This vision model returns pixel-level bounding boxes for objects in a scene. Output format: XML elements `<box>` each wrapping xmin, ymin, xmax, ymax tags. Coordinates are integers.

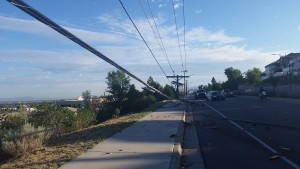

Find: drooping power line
<box><xmin>7</xmin><ymin>0</ymin><xmax>169</xmax><ymax>99</ymax></box>
<box><xmin>183</xmin><ymin>0</ymin><xmax>187</xmax><ymax>72</ymax></box>
<box><xmin>145</xmin><ymin>0</ymin><xmax>175</xmax><ymax>76</ymax></box>
<box><xmin>118</xmin><ymin>0</ymin><xmax>170</xmax><ymax>83</ymax></box>
<box><xmin>138</xmin><ymin>0</ymin><xmax>175</xmax><ymax>76</ymax></box>
<box><xmin>171</xmin><ymin>0</ymin><xmax>184</xmax><ymax>70</ymax></box>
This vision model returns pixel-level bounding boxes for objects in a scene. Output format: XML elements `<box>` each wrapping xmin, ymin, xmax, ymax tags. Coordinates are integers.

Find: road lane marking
<box><xmin>204</xmin><ymin>102</ymin><xmax>300</xmax><ymax>169</ymax></box>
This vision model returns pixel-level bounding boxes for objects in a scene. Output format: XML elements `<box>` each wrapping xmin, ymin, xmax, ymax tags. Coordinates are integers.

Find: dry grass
<box><xmin>0</xmin><ymin>102</ymin><xmax>167</xmax><ymax>169</ymax></box>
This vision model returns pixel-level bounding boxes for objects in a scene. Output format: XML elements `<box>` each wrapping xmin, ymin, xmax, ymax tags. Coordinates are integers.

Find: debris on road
<box><xmin>269</xmin><ymin>154</ymin><xmax>281</xmax><ymax>160</ymax></box>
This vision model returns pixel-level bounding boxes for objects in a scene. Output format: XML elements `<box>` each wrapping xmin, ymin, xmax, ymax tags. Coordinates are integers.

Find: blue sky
<box><xmin>1</xmin><ymin>0</ymin><xmax>300</xmax><ymax>99</ymax></box>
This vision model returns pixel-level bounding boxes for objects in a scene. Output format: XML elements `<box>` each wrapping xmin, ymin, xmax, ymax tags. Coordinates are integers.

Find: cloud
<box><xmin>0</xmin><ymin>14</ymin><xmax>271</xmax><ymax>99</ymax></box>
<box><xmin>0</xmin><ymin>16</ymin><xmax>123</xmax><ymax>44</ymax></box>
<box><xmin>174</xmin><ymin>3</ymin><xmax>183</xmax><ymax>9</ymax></box>
<box><xmin>185</xmin><ymin>27</ymin><xmax>243</xmax><ymax>44</ymax></box>
<box><xmin>0</xmin><ymin>49</ymin><xmax>105</xmax><ymax>73</ymax></box>
<box><xmin>195</xmin><ymin>9</ymin><xmax>202</xmax><ymax>14</ymax></box>
<box><xmin>158</xmin><ymin>3</ymin><xmax>167</xmax><ymax>8</ymax></box>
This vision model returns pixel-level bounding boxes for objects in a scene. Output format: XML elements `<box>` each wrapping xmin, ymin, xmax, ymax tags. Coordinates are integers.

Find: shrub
<box><xmin>1</xmin><ymin>123</ymin><xmax>48</xmax><ymax>157</ymax></box>
<box><xmin>96</xmin><ymin>101</ymin><xmax>120</xmax><ymax>122</ymax></box>
<box><xmin>131</xmin><ymin>95</ymin><xmax>157</xmax><ymax>112</ymax></box>
<box><xmin>112</xmin><ymin>108</ymin><xmax>121</xmax><ymax>118</ymax></box>
<box><xmin>75</xmin><ymin>109</ymin><xmax>96</xmax><ymax>130</ymax></box>
<box><xmin>29</xmin><ymin>105</ymin><xmax>77</xmax><ymax>137</ymax></box>
<box><xmin>1</xmin><ymin>114</ymin><xmax>26</xmax><ymax>133</ymax></box>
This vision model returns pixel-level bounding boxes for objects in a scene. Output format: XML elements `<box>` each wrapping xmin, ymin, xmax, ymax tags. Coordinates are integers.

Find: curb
<box><xmin>168</xmin><ymin>102</ymin><xmax>186</xmax><ymax>169</ymax></box>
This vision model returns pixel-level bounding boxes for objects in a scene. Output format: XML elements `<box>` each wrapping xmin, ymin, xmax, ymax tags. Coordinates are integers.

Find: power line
<box><xmin>118</xmin><ymin>0</ymin><xmax>170</xmax><ymax>83</ymax></box>
<box><xmin>146</xmin><ymin>0</ymin><xmax>175</xmax><ymax>76</ymax></box>
<box><xmin>139</xmin><ymin>0</ymin><xmax>175</xmax><ymax>76</ymax></box>
<box><xmin>183</xmin><ymin>0</ymin><xmax>187</xmax><ymax>72</ymax></box>
<box><xmin>7</xmin><ymin>0</ymin><xmax>170</xmax><ymax>99</ymax></box>
<box><xmin>171</xmin><ymin>0</ymin><xmax>184</xmax><ymax>70</ymax></box>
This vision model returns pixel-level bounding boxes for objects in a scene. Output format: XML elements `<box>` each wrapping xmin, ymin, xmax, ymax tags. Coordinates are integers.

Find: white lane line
<box><xmin>204</xmin><ymin>102</ymin><xmax>300</xmax><ymax>169</ymax></box>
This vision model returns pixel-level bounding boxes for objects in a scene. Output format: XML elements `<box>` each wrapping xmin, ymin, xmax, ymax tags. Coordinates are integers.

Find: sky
<box><xmin>0</xmin><ymin>0</ymin><xmax>300</xmax><ymax>100</ymax></box>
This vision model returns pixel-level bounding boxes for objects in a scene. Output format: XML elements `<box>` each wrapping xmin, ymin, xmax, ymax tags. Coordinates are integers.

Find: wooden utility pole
<box><xmin>166</xmin><ymin>75</ymin><xmax>189</xmax><ymax>99</ymax></box>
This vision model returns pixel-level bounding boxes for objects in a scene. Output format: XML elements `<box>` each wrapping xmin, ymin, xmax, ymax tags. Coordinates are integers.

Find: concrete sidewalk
<box><xmin>59</xmin><ymin>102</ymin><xmax>185</xmax><ymax>169</ymax></box>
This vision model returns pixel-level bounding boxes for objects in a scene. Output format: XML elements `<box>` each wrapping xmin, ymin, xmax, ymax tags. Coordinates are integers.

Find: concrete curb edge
<box><xmin>168</xmin><ymin>102</ymin><xmax>186</xmax><ymax>169</ymax></box>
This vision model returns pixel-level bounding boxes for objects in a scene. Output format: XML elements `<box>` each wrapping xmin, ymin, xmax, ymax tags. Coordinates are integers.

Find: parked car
<box><xmin>221</xmin><ymin>89</ymin><xmax>234</xmax><ymax>97</ymax></box>
<box><xmin>195</xmin><ymin>90</ymin><xmax>207</xmax><ymax>100</ymax></box>
<box><xmin>206</xmin><ymin>91</ymin><xmax>225</xmax><ymax>101</ymax></box>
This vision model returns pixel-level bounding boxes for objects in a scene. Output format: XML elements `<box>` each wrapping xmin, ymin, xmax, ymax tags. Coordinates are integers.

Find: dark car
<box><xmin>195</xmin><ymin>90</ymin><xmax>207</xmax><ymax>100</ymax></box>
<box><xmin>206</xmin><ymin>91</ymin><xmax>225</xmax><ymax>101</ymax></box>
<box><xmin>221</xmin><ymin>89</ymin><xmax>233</xmax><ymax>97</ymax></box>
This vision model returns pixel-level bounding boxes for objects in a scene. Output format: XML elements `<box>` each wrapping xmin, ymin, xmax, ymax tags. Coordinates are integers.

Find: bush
<box><xmin>75</xmin><ymin>109</ymin><xmax>96</xmax><ymax>130</ymax></box>
<box><xmin>131</xmin><ymin>95</ymin><xmax>157</xmax><ymax>112</ymax></box>
<box><xmin>112</xmin><ymin>108</ymin><xmax>121</xmax><ymax>118</ymax></box>
<box><xmin>1</xmin><ymin>123</ymin><xmax>48</xmax><ymax>157</ymax></box>
<box><xmin>0</xmin><ymin>114</ymin><xmax>49</xmax><ymax>157</ymax></box>
<box><xmin>28</xmin><ymin>105</ymin><xmax>77</xmax><ymax>137</ymax></box>
<box><xmin>96</xmin><ymin>101</ymin><xmax>123</xmax><ymax>122</ymax></box>
<box><xmin>1</xmin><ymin>114</ymin><xmax>26</xmax><ymax>133</ymax></box>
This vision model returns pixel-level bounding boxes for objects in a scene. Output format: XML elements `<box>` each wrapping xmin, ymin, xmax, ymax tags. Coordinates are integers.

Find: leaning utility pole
<box><xmin>166</xmin><ymin>75</ymin><xmax>189</xmax><ymax>99</ymax></box>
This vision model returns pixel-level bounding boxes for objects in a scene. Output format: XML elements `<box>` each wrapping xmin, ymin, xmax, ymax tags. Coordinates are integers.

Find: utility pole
<box><xmin>182</xmin><ymin>70</ymin><xmax>188</xmax><ymax>94</ymax></box>
<box><xmin>166</xmin><ymin>75</ymin><xmax>189</xmax><ymax>99</ymax></box>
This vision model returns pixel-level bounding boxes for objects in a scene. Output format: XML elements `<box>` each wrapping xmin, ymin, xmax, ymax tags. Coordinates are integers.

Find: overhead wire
<box><xmin>171</xmin><ymin>0</ymin><xmax>184</xmax><ymax>70</ymax></box>
<box><xmin>7</xmin><ymin>0</ymin><xmax>170</xmax><ymax>99</ymax></box>
<box><xmin>145</xmin><ymin>0</ymin><xmax>175</xmax><ymax>76</ymax></box>
<box><xmin>183</xmin><ymin>0</ymin><xmax>187</xmax><ymax>72</ymax></box>
<box><xmin>118</xmin><ymin>0</ymin><xmax>170</xmax><ymax>83</ymax></box>
<box><xmin>138</xmin><ymin>0</ymin><xmax>175</xmax><ymax>77</ymax></box>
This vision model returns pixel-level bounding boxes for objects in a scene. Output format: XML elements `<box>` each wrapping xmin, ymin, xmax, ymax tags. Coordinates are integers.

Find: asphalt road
<box><xmin>189</xmin><ymin>95</ymin><xmax>300</xmax><ymax>169</ymax></box>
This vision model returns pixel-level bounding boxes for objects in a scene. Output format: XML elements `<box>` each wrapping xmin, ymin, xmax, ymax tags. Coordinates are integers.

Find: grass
<box><xmin>0</xmin><ymin>101</ymin><xmax>168</xmax><ymax>169</ymax></box>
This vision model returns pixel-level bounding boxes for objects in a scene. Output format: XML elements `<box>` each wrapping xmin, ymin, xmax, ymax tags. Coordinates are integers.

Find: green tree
<box><xmin>146</xmin><ymin>76</ymin><xmax>164</xmax><ymax>101</ymax></box>
<box><xmin>82</xmin><ymin>89</ymin><xmax>92</xmax><ymax>108</ymax></box>
<box><xmin>1</xmin><ymin>114</ymin><xmax>26</xmax><ymax>133</ymax></box>
<box><xmin>28</xmin><ymin>103</ymin><xmax>76</xmax><ymax>137</ymax></box>
<box><xmin>106</xmin><ymin>70</ymin><xmax>130</xmax><ymax>105</ymax></box>
<box><xmin>211</xmin><ymin>77</ymin><xmax>222</xmax><ymax>91</ymax></box>
<box><xmin>127</xmin><ymin>84</ymin><xmax>141</xmax><ymax>102</ymax></box>
<box><xmin>163</xmin><ymin>84</ymin><xmax>176</xmax><ymax>98</ymax></box>
<box><xmin>223</xmin><ymin>67</ymin><xmax>243</xmax><ymax>89</ymax></box>
<box><xmin>123</xmin><ymin>84</ymin><xmax>142</xmax><ymax>113</ymax></box>
<box><xmin>245</xmin><ymin>68</ymin><xmax>262</xmax><ymax>86</ymax></box>
<box><xmin>147</xmin><ymin>76</ymin><xmax>163</xmax><ymax>91</ymax></box>
<box><xmin>224</xmin><ymin>67</ymin><xmax>242</xmax><ymax>81</ymax></box>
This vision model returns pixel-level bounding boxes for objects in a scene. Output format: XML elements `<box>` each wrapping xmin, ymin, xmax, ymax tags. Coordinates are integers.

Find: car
<box><xmin>221</xmin><ymin>89</ymin><xmax>234</xmax><ymax>97</ymax></box>
<box><xmin>206</xmin><ymin>91</ymin><xmax>225</xmax><ymax>101</ymax></box>
<box><xmin>195</xmin><ymin>90</ymin><xmax>207</xmax><ymax>100</ymax></box>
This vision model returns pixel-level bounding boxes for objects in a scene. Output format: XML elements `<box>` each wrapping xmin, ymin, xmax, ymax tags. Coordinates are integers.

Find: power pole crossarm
<box><xmin>166</xmin><ymin>75</ymin><xmax>189</xmax><ymax>99</ymax></box>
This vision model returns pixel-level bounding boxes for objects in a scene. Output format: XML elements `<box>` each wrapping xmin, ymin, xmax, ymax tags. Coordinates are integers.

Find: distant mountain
<box><xmin>0</xmin><ymin>96</ymin><xmax>46</xmax><ymax>102</ymax></box>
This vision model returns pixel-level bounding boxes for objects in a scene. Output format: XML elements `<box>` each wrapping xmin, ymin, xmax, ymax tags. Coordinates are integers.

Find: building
<box><xmin>287</xmin><ymin>53</ymin><xmax>300</xmax><ymax>75</ymax></box>
<box><xmin>262</xmin><ymin>53</ymin><xmax>300</xmax><ymax>79</ymax></box>
<box><xmin>55</xmin><ymin>96</ymin><xmax>86</xmax><ymax>108</ymax></box>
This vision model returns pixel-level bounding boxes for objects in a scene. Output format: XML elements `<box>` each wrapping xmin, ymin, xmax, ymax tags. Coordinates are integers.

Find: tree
<box><xmin>211</xmin><ymin>77</ymin><xmax>222</xmax><ymax>91</ymax></box>
<box><xmin>211</xmin><ymin>77</ymin><xmax>217</xmax><ymax>85</ymax></box>
<box><xmin>163</xmin><ymin>84</ymin><xmax>176</xmax><ymax>98</ymax></box>
<box><xmin>147</xmin><ymin>76</ymin><xmax>163</xmax><ymax>91</ymax></box>
<box><xmin>224</xmin><ymin>67</ymin><xmax>242</xmax><ymax>81</ymax></box>
<box><xmin>245</xmin><ymin>68</ymin><xmax>262</xmax><ymax>86</ymax></box>
<box><xmin>223</xmin><ymin>67</ymin><xmax>243</xmax><ymax>89</ymax></box>
<box><xmin>126</xmin><ymin>84</ymin><xmax>141</xmax><ymax>102</ymax></box>
<box><xmin>29</xmin><ymin>104</ymin><xmax>76</xmax><ymax>137</ymax></box>
<box><xmin>106</xmin><ymin>70</ymin><xmax>130</xmax><ymax>104</ymax></box>
<box><xmin>145</xmin><ymin>76</ymin><xmax>164</xmax><ymax>101</ymax></box>
<box><xmin>82</xmin><ymin>90</ymin><xmax>92</xmax><ymax>108</ymax></box>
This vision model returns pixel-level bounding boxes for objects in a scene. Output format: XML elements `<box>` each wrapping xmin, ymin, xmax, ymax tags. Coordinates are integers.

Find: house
<box><xmin>287</xmin><ymin>53</ymin><xmax>300</xmax><ymax>75</ymax></box>
<box><xmin>263</xmin><ymin>53</ymin><xmax>300</xmax><ymax>79</ymax></box>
